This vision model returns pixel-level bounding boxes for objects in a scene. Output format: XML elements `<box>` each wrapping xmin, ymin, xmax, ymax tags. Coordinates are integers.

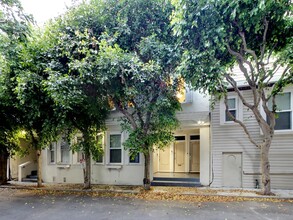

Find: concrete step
<box><xmin>151</xmin><ymin>180</ymin><xmax>202</xmax><ymax>187</ymax></box>
<box><xmin>22</xmin><ymin>177</ymin><xmax>37</xmax><ymax>183</ymax></box>
<box><xmin>151</xmin><ymin>177</ymin><xmax>201</xmax><ymax>187</ymax></box>
<box><xmin>153</xmin><ymin>177</ymin><xmax>200</xmax><ymax>182</ymax></box>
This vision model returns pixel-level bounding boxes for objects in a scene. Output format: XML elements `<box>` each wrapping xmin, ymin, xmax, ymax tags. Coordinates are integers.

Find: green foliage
<box><xmin>95</xmin><ymin>0</ymin><xmax>182</xmax><ymax>157</ymax></box>
<box><xmin>0</xmin><ymin>0</ymin><xmax>33</xmax><ymax>156</ymax></box>
<box><xmin>171</xmin><ymin>0</ymin><xmax>292</xmax><ymax>94</ymax></box>
<box><xmin>43</xmin><ymin>4</ymin><xmax>110</xmax><ymax>160</ymax></box>
<box><xmin>71</xmin><ymin>132</ymin><xmax>104</xmax><ymax>162</ymax></box>
<box><xmin>172</xmin><ymin>0</ymin><xmax>292</xmax><ymax>194</ymax></box>
<box><xmin>0</xmin><ymin>0</ymin><xmax>32</xmax><ymax>40</ymax></box>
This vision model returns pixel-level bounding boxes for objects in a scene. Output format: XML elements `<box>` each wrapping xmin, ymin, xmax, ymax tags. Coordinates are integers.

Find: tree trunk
<box><xmin>36</xmin><ymin>149</ymin><xmax>42</xmax><ymax>187</ymax></box>
<box><xmin>261</xmin><ymin>139</ymin><xmax>272</xmax><ymax>195</ymax></box>
<box><xmin>143</xmin><ymin>152</ymin><xmax>151</xmax><ymax>190</ymax></box>
<box><xmin>0</xmin><ymin>149</ymin><xmax>9</xmax><ymax>185</ymax></box>
<box><xmin>83</xmin><ymin>150</ymin><xmax>91</xmax><ymax>189</ymax></box>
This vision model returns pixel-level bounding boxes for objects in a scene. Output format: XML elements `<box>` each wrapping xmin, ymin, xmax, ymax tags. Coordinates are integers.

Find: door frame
<box><xmin>189</xmin><ymin>139</ymin><xmax>200</xmax><ymax>173</ymax></box>
<box><xmin>158</xmin><ymin>146</ymin><xmax>172</xmax><ymax>172</ymax></box>
<box><xmin>222</xmin><ymin>152</ymin><xmax>243</xmax><ymax>188</ymax></box>
<box><xmin>173</xmin><ymin>138</ymin><xmax>187</xmax><ymax>172</ymax></box>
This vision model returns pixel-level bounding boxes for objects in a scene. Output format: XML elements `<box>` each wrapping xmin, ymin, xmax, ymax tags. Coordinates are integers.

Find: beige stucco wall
<box><xmin>40</xmin><ymin>90</ymin><xmax>210</xmax><ymax>185</ymax></box>
<box><xmin>10</xmin><ymin>138</ymin><xmax>37</xmax><ymax>180</ymax></box>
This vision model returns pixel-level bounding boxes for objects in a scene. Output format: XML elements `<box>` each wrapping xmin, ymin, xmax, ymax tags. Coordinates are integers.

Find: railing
<box><xmin>18</xmin><ymin>161</ymin><xmax>34</xmax><ymax>182</ymax></box>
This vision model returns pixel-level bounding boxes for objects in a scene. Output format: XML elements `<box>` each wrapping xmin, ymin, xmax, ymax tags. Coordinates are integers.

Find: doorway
<box><xmin>158</xmin><ymin>146</ymin><xmax>171</xmax><ymax>172</ymax></box>
<box><xmin>222</xmin><ymin>152</ymin><xmax>242</xmax><ymax>187</ymax></box>
<box><xmin>174</xmin><ymin>140</ymin><xmax>185</xmax><ymax>172</ymax></box>
<box><xmin>189</xmin><ymin>140</ymin><xmax>200</xmax><ymax>172</ymax></box>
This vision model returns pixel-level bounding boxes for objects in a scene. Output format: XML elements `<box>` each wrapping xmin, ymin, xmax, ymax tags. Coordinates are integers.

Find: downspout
<box><xmin>208</xmin><ymin>111</ymin><xmax>214</xmax><ymax>187</ymax></box>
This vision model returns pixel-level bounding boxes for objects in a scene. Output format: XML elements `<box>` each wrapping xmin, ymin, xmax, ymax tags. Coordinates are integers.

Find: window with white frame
<box><xmin>129</xmin><ymin>153</ymin><xmax>140</xmax><ymax>164</ymax></box>
<box><xmin>220</xmin><ymin>95</ymin><xmax>243</xmax><ymax>125</ymax></box>
<box><xmin>226</xmin><ymin>97</ymin><xmax>237</xmax><ymax>122</ymax></box>
<box><xmin>96</xmin><ymin>134</ymin><xmax>104</xmax><ymax>163</ymax></box>
<box><xmin>49</xmin><ymin>143</ymin><xmax>56</xmax><ymax>163</ymax></box>
<box><xmin>109</xmin><ymin>134</ymin><xmax>122</xmax><ymax>163</ymax></box>
<box><xmin>76</xmin><ymin>137</ymin><xmax>84</xmax><ymax>163</ymax></box>
<box><xmin>268</xmin><ymin>92</ymin><xmax>292</xmax><ymax>130</ymax></box>
<box><xmin>60</xmin><ymin>138</ymin><xmax>70</xmax><ymax>164</ymax></box>
<box><xmin>77</xmin><ymin>151</ymin><xmax>85</xmax><ymax>163</ymax></box>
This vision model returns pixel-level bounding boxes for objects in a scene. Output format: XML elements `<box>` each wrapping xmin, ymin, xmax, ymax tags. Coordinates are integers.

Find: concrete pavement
<box><xmin>1</xmin><ymin>181</ymin><xmax>293</xmax><ymax>200</ymax></box>
<box><xmin>0</xmin><ymin>187</ymin><xmax>293</xmax><ymax>220</ymax></box>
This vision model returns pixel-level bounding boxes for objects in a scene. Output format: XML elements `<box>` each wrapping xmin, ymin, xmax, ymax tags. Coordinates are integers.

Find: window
<box><xmin>190</xmin><ymin>135</ymin><xmax>200</xmax><ymax>140</ymax></box>
<box><xmin>226</xmin><ymin>98</ymin><xmax>237</xmax><ymax>122</ymax></box>
<box><xmin>96</xmin><ymin>154</ymin><xmax>103</xmax><ymax>163</ymax></box>
<box><xmin>268</xmin><ymin>92</ymin><xmax>292</xmax><ymax>130</ymax></box>
<box><xmin>96</xmin><ymin>134</ymin><xmax>104</xmax><ymax>163</ymax></box>
<box><xmin>220</xmin><ymin>95</ymin><xmax>243</xmax><ymax>125</ymax></box>
<box><xmin>129</xmin><ymin>153</ymin><xmax>140</xmax><ymax>164</ymax></box>
<box><xmin>49</xmin><ymin>143</ymin><xmax>56</xmax><ymax>163</ymax></box>
<box><xmin>109</xmin><ymin>134</ymin><xmax>121</xmax><ymax>163</ymax></box>
<box><xmin>175</xmin><ymin>136</ymin><xmax>185</xmax><ymax>141</ymax></box>
<box><xmin>76</xmin><ymin>137</ymin><xmax>84</xmax><ymax>163</ymax></box>
<box><xmin>61</xmin><ymin>139</ymin><xmax>70</xmax><ymax>164</ymax></box>
<box><xmin>77</xmin><ymin>151</ymin><xmax>85</xmax><ymax>163</ymax></box>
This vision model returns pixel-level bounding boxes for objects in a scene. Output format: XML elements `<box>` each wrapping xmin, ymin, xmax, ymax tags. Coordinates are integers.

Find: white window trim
<box><xmin>57</xmin><ymin>139</ymin><xmax>72</xmax><ymax>165</ymax></box>
<box><xmin>127</xmin><ymin>151</ymin><xmax>141</xmax><ymax>165</ymax></box>
<box><xmin>48</xmin><ymin>142</ymin><xmax>57</xmax><ymax>165</ymax></box>
<box><xmin>107</xmin><ymin>132</ymin><xmax>123</xmax><ymax>165</ymax></box>
<box><xmin>261</xmin><ymin>87</ymin><xmax>293</xmax><ymax>134</ymax></box>
<box><xmin>220</xmin><ymin>94</ymin><xmax>243</xmax><ymax>125</ymax></box>
<box><xmin>95</xmin><ymin>134</ymin><xmax>105</xmax><ymax>165</ymax></box>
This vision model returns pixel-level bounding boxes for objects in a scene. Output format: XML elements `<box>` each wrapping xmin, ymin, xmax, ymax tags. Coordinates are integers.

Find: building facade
<box><xmin>210</xmin><ymin>86</ymin><xmax>293</xmax><ymax>189</ymax></box>
<box><xmin>32</xmin><ymin>90</ymin><xmax>210</xmax><ymax>186</ymax></box>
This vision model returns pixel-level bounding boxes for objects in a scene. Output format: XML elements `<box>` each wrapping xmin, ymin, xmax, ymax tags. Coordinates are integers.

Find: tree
<box><xmin>11</xmin><ymin>28</ymin><xmax>67</xmax><ymax>187</ymax></box>
<box><xmin>97</xmin><ymin>0</ymin><xmax>182</xmax><ymax>189</ymax></box>
<box><xmin>171</xmin><ymin>0</ymin><xmax>292</xmax><ymax>194</ymax></box>
<box><xmin>0</xmin><ymin>0</ymin><xmax>31</xmax><ymax>185</ymax></box>
<box><xmin>43</xmin><ymin>0</ymin><xmax>181</xmax><ymax>189</ymax></box>
<box><xmin>44</xmin><ymin>5</ymin><xmax>110</xmax><ymax>189</ymax></box>
<box><xmin>99</xmin><ymin>41</ymin><xmax>181</xmax><ymax>189</ymax></box>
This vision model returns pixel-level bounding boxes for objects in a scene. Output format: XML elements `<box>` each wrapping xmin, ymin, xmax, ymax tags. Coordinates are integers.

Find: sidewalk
<box><xmin>1</xmin><ymin>181</ymin><xmax>293</xmax><ymax>200</ymax></box>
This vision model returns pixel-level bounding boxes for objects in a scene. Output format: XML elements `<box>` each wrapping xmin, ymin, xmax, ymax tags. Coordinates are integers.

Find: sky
<box><xmin>20</xmin><ymin>0</ymin><xmax>74</xmax><ymax>25</ymax></box>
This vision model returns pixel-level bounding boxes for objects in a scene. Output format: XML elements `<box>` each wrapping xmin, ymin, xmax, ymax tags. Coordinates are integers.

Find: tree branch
<box><xmin>115</xmin><ymin>101</ymin><xmax>138</xmax><ymax>130</ymax></box>
<box><xmin>223</xmin><ymin>94</ymin><xmax>259</xmax><ymax>148</ymax></box>
<box><xmin>226</xmin><ymin>43</ymin><xmax>255</xmax><ymax>87</ymax></box>
<box><xmin>224</xmin><ymin>73</ymin><xmax>254</xmax><ymax>109</ymax></box>
<box><xmin>143</xmin><ymin>91</ymin><xmax>160</xmax><ymax>134</ymax></box>
<box><xmin>260</xmin><ymin>18</ymin><xmax>269</xmax><ymax>64</ymax></box>
<box><xmin>238</xmin><ymin>31</ymin><xmax>260</xmax><ymax>74</ymax></box>
<box><xmin>131</xmin><ymin>99</ymin><xmax>144</xmax><ymax>128</ymax></box>
<box><xmin>266</xmin><ymin>65</ymin><xmax>290</xmax><ymax>102</ymax></box>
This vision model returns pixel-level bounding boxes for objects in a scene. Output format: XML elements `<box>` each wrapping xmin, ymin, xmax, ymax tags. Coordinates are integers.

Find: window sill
<box><xmin>94</xmin><ymin>163</ymin><xmax>104</xmax><ymax>165</ymax></box>
<box><xmin>128</xmin><ymin>163</ymin><xmax>141</xmax><ymax>166</ymax></box>
<box><xmin>105</xmin><ymin>165</ymin><xmax>122</xmax><ymax>169</ymax></box>
<box><xmin>274</xmin><ymin>130</ymin><xmax>293</xmax><ymax>135</ymax></box>
<box><xmin>57</xmin><ymin>164</ymin><xmax>71</xmax><ymax>169</ymax></box>
<box><xmin>220</xmin><ymin>121</ymin><xmax>239</xmax><ymax>126</ymax></box>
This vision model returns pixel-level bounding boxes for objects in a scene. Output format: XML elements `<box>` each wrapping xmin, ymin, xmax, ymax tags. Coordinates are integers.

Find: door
<box><xmin>159</xmin><ymin>146</ymin><xmax>171</xmax><ymax>172</ymax></box>
<box><xmin>223</xmin><ymin>153</ymin><xmax>242</xmax><ymax>187</ymax></box>
<box><xmin>190</xmin><ymin>141</ymin><xmax>200</xmax><ymax>172</ymax></box>
<box><xmin>174</xmin><ymin>141</ymin><xmax>185</xmax><ymax>172</ymax></box>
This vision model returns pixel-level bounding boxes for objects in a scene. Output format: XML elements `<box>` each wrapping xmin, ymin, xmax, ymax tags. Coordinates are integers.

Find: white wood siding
<box><xmin>211</xmin><ymin>89</ymin><xmax>293</xmax><ymax>189</ymax></box>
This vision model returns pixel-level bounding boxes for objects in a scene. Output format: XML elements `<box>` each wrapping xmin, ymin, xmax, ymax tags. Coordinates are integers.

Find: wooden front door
<box><xmin>190</xmin><ymin>141</ymin><xmax>200</xmax><ymax>172</ymax></box>
<box><xmin>159</xmin><ymin>146</ymin><xmax>171</xmax><ymax>172</ymax></box>
<box><xmin>174</xmin><ymin>141</ymin><xmax>185</xmax><ymax>172</ymax></box>
<box><xmin>223</xmin><ymin>153</ymin><xmax>242</xmax><ymax>187</ymax></box>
